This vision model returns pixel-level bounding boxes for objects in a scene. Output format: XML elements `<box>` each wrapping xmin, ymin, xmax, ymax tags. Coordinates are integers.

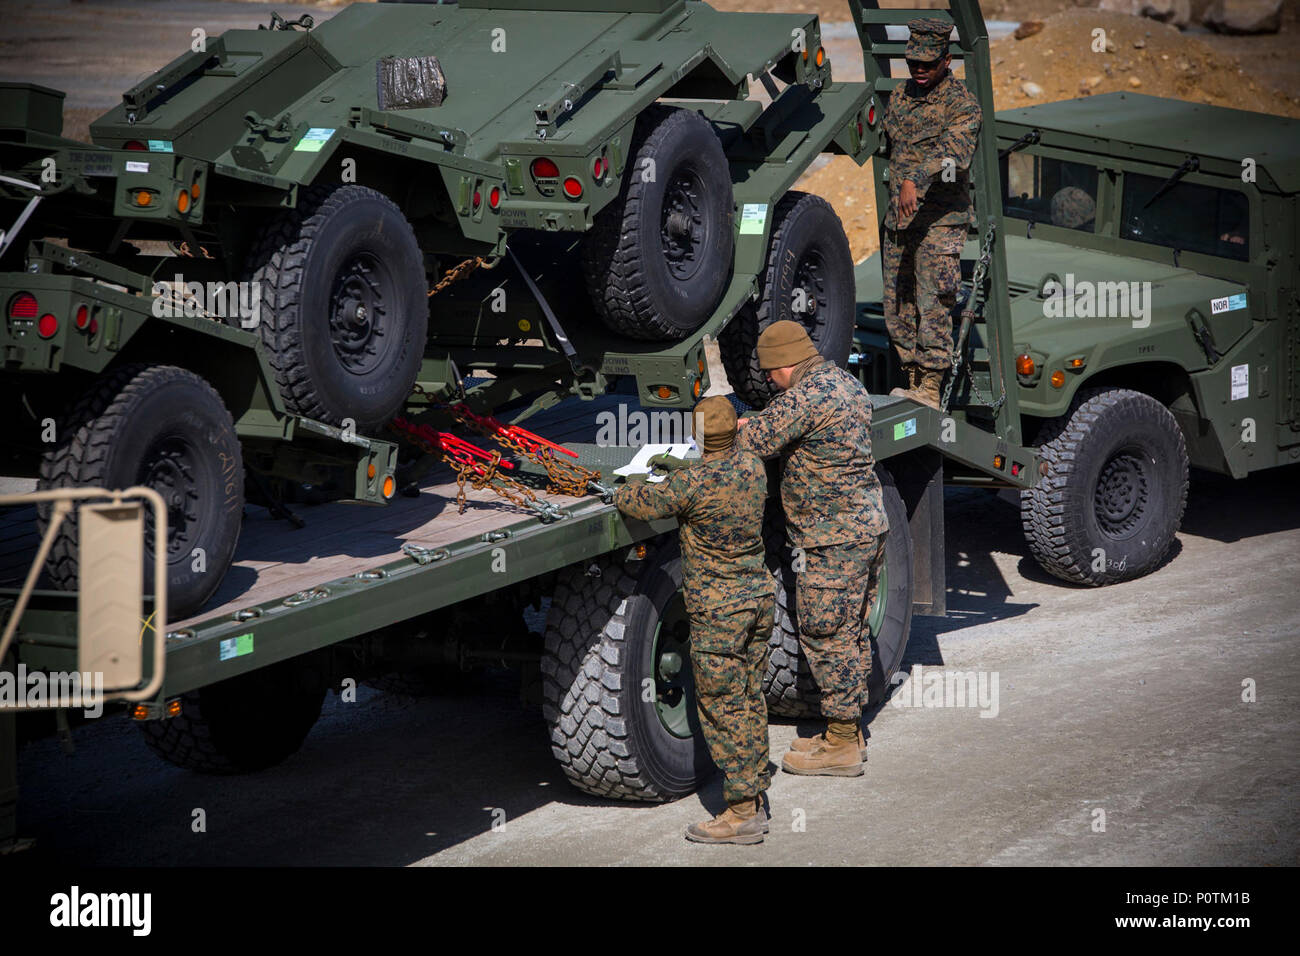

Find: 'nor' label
<box><xmin>124</xmin><ymin>160</ymin><xmax>149</xmax><ymax>173</ymax></box>
<box><xmin>219</xmin><ymin>633</ymin><xmax>255</xmax><ymax>661</ymax></box>
<box><xmin>739</xmin><ymin>203</ymin><xmax>768</xmax><ymax>235</ymax></box>
<box><xmin>1210</xmin><ymin>293</ymin><xmax>1247</xmax><ymax>315</ymax></box>
<box><xmin>893</xmin><ymin>418</ymin><xmax>917</xmax><ymax>440</ymax></box>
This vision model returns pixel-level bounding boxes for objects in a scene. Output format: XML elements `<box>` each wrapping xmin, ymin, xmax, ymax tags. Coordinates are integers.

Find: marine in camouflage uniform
<box><xmin>614</xmin><ymin>395</ymin><xmax>775</xmax><ymax>844</ymax></box>
<box><xmin>738</xmin><ymin>321</ymin><xmax>887</xmax><ymax>776</ymax></box>
<box><xmin>881</xmin><ymin>17</ymin><xmax>983</xmax><ymax>409</ymax></box>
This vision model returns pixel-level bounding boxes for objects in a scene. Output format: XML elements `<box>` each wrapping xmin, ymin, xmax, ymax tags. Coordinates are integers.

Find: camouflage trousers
<box><xmin>689</xmin><ymin>594</ymin><xmax>775</xmax><ymax>804</ymax></box>
<box><xmin>882</xmin><ymin>223</ymin><xmax>965</xmax><ymax>371</ymax></box>
<box><xmin>796</xmin><ymin>536</ymin><xmax>885</xmax><ymax>721</ymax></box>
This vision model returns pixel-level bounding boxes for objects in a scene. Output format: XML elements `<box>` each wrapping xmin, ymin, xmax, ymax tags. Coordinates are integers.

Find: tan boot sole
<box><xmin>780</xmin><ymin>755</ymin><xmax>865</xmax><ymax>777</ymax></box>
<box><xmin>685</xmin><ymin>827</ymin><xmax>765</xmax><ymax>845</ymax></box>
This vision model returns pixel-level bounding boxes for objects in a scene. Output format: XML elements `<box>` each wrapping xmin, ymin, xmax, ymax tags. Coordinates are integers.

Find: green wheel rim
<box><xmin>866</xmin><ymin>555</ymin><xmax>889</xmax><ymax>639</ymax></box>
<box><xmin>651</xmin><ymin>593</ymin><xmax>695</xmax><ymax>739</ymax></box>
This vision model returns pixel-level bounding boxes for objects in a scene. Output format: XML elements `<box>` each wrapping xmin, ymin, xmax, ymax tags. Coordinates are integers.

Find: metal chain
<box><xmin>942</xmin><ymin>220</ymin><xmax>1005</xmax><ymax>414</ymax></box>
<box><xmin>427</xmin><ymin>257</ymin><xmax>484</xmax><ymax>297</ymax></box>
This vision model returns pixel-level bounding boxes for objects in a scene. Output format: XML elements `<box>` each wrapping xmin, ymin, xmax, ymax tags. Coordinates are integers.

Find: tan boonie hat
<box><xmin>692</xmin><ymin>395</ymin><xmax>737</xmax><ymax>454</ymax></box>
<box><xmin>906</xmin><ymin>17</ymin><xmax>951</xmax><ymax>61</ymax></box>
<box><xmin>756</xmin><ymin>320</ymin><xmax>818</xmax><ymax>370</ymax></box>
<box><xmin>1050</xmin><ymin>186</ymin><xmax>1096</xmax><ymax>229</ymax></box>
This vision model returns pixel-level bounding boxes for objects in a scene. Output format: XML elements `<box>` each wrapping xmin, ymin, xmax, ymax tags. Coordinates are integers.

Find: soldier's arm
<box><xmin>909</xmin><ymin>91</ymin><xmax>981</xmax><ymax>191</ymax></box>
<box><xmin>613</xmin><ymin>470</ymin><xmax>694</xmax><ymax>521</ymax></box>
<box><xmin>738</xmin><ymin>391</ymin><xmax>809</xmax><ymax>458</ymax></box>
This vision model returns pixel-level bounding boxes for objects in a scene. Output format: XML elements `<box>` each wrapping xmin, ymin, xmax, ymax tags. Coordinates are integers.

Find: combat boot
<box><xmin>903</xmin><ymin>368</ymin><xmax>945</xmax><ymax>410</ymax></box>
<box><xmin>685</xmin><ymin>797</ymin><xmax>767</xmax><ymax>845</ymax></box>
<box><xmin>789</xmin><ymin>728</ymin><xmax>867</xmax><ymax>761</ymax></box>
<box><xmin>888</xmin><ymin>364</ymin><xmax>919</xmax><ymax>398</ymax></box>
<box><xmin>781</xmin><ymin>720</ymin><xmax>864</xmax><ymax>776</ymax></box>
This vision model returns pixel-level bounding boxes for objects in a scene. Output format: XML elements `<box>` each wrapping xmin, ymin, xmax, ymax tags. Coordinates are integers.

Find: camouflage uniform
<box><xmin>881</xmin><ymin>18</ymin><xmax>982</xmax><ymax>372</ymax></box>
<box><xmin>1050</xmin><ymin>186</ymin><xmax>1096</xmax><ymax>229</ymax></box>
<box><xmin>614</xmin><ymin>444</ymin><xmax>774</xmax><ymax>805</ymax></box>
<box><xmin>739</xmin><ymin>357</ymin><xmax>887</xmax><ymax>720</ymax></box>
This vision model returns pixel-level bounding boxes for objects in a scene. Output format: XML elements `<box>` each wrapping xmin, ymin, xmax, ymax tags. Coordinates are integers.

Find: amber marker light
<box><xmin>657</xmin><ymin>385</ymin><xmax>673</xmax><ymax>400</ymax></box>
<box><xmin>176</xmin><ymin>189</ymin><xmax>190</xmax><ymax>213</ymax></box>
<box><xmin>367</xmin><ymin>463</ymin><xmax>376</xmax><ymax>479</ymax></box>
<box><xmin>1050</xmin><ymin>370</ymin><xmax>1066</xmax><ymax>388</ymax></box>
<box><xmin>131</xmin><ymin>704</ymin><xmax>149</xmax><ymax>720</ymax></box>
<box><xmin>1016</xmin><ymin>353</ymin><xmax>1035</xmax><ymax>376</ymax></box>
<box><xmin>382</xmin><ymin>475</ymin><xmax>396</xmax><ymax>499</ymax></box>
<box><xmin>167</xmin><ymin>699</ymin><xmax>182</xmax><ymax>717</ymax></box>
<box><xmin>135</xmin><ymin>190</ymin><xmax>152</xmax><ymax>206</ymax></box>
<box><xmin>815</xmin><ymin>47</ymin><xmax>825</xmax><ymax>67</ymax></box>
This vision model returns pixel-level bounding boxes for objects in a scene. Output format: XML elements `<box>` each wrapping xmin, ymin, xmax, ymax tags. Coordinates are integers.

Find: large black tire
<box><xmin>542</xmin><ymin>543</ymin><xmax>712</xmax><ymax>801</ymax></box>
<box><xmin>37</xmin><ymin>364</ymin><xmax>244</xmax><ymax>619</ymax></box>
<box><xmin>139</xmin><ymin>655</ymin><xmax>325</xmax><ymax>774</ymax></box>
<box><xmin>582</xmin><ymin>106</ymin><xmax>735</xmax><ymax>341</ymax></box>
<box><xmin>246</xmin><ymin>183</ymin><xmax>428</xmax><ymax>432</ymax></box>
<box><xmin>763</xmin><ymin>466</ymin><xmax>913</xmax><ymax>718</ymax></box>
<box><xmin>1021</xmin><ymin>387</ymin><xmax>1188</xmax><ymax>585</ymax></box>
<box><xmin>720</xmin><ymin>191</ymin><xmax>855</xmax><ymax>409</ymax></box>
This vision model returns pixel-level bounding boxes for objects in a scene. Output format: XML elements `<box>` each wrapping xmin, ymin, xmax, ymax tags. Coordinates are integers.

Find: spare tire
<box><xmin>721</xmin><ymin>191</ymin><xmax>855</xmax><ymax>409</ymax></box>
<box><xmin>245</xmin><ymin>184</ymin><xmax>428</xmax><ymax>433</ymax></box>
<box><xmin>582</xmin><ymin>106</ymin><xmax>735</xmax><ymax>341</ymax></box>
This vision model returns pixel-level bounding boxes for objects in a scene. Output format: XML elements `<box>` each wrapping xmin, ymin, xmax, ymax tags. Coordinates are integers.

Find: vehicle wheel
<box><xmin>37</xmin><ymin>364</ymin><xmax>244</xmax><ymax>619</ymax></box>
<box><xmin>138</xmin><ymin>654</ymin><xmax>325</xmax><ymax>774</ymax></box>
<box><xmin>542</xmin><ymin>543</ymin><xmax>712</xmax><ymax>801</ymax></box>
<box><xmin>763</xmin><ymin>465</ymin><xmax>913</xmax><ymax>717</ymax></box>
<box><xmin>582</xmin><ymin>106</ymin><xmax>735</xmax><ymax>341</ymax></box>
<box><xmin>1021</xmin><ymin>387</ymin><xmax>1188</xmax><ymax>585</ymax></box>
<box><xmin>246</xmin><ymin>183</ymin><xmax>428</xmax><ymax>432</ymax></box>
<box><xmin>720</xmin><ymin>191</ymin><xmax>855</xmax><ymax>409</ymax></box>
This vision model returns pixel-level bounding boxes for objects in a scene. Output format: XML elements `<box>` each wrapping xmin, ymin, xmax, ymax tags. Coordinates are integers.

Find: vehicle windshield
<box><xmin>1002</xmin><ymin>153</ymin><xmax>1099</xmax><ymax>232</ymax></box>
<box><xmin>1120</xmin><ymin>172</ymin><xmax>1250</xmax><ymax>262</ymax></box>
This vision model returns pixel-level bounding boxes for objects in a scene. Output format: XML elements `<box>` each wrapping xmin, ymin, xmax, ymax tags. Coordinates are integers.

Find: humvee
<box><xmin>857</xmin><ymin>92</ymin><xmax>1300</xmax><ymax>585</ymax></box>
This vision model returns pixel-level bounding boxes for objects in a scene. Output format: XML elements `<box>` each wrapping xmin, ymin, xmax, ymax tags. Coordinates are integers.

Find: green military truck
<box><xmin>854</xmin><ymin>92</ymin><xmax>1300</xmax><ymax>586</ymax></box>
<box><xmin>1</xmin><ymin>0</ymin><xmax>1037</xmax><ymax>846</ymax></box>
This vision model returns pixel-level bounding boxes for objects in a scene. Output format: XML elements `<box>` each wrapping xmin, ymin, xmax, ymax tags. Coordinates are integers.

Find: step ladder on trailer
<box><xmin>848</xmin><ymin>0</ymin><xmax>1022</xmax><ymax>447</ymax></box>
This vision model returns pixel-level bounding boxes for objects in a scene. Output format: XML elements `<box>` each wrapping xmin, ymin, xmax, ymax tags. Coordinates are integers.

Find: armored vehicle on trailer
<box><xmin>854</xmin><ymin>93</ymin><xmax>1300</xmax><ymax>585</ymax></box>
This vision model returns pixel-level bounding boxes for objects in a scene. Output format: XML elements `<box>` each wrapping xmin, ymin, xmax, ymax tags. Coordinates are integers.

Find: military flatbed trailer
<box><xmin>1</xmin><ymin>0</ymin><xmax>1046</xmax><ymax>841</ymax></box>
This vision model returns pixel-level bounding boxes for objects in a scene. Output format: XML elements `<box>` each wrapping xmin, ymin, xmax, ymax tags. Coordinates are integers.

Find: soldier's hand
<box><xmin>737</xmin><ymin>417</ymin><xmax>749</xmax><ymax>428</ymax></box>
<box><xmin>900</xmin><ymin>179</ymin><xmax>919</xmax><ymax>218</ymax></box>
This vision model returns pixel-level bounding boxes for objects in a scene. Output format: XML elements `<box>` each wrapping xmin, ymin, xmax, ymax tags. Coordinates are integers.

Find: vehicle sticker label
<box><xmin>893</xmin><ymin>418</ymin><xmax>917</xmax><ymax>440</ymax></box>
<box><xmin>1230</xmin><ymin>364</ymin><xmax>1249</xmax><ymax>401</ymax></box>
<box><xmin>294</xmin><ymin>127</ymin><xmax>335</xmax><ymax>152</ymax></box>
<box><xmin>147</xmin><ymin>140</ymin><xmax>173</xmax><ymax>152</ymax></box>
<box><xmin>1210</xmin><ymin>293</ymin><xmax>1247</xmax><ymax>315</ymax></box>
<box><xmin>739</xmin><ymin>203</ymin><xmax>768</xmax><ymax>235</ymax></box>
<box><xmin>219</xmin><ymin>633</ymin><xmax>255</xmax><ymax>661</ymax></box>
<box><xmin>124</xmin><ymin>160</ymin><xmax>149</xmax><ymax>173</ymax></box>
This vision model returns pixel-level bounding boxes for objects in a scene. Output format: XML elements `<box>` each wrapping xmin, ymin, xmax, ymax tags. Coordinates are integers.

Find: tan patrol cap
<box><xmin>756</xmin><ymin>320</ymin><xmax>818</xmax><ymax>370</ymax></box>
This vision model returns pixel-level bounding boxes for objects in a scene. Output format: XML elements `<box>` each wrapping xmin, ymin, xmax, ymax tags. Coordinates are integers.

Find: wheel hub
<box><xmin>792</xmin><ymin>252</ymin><xmax>827</xmax><ymax>329</ymax></box>
<box><xmin>651</xmin><ymin>595</ymin><xmax>695</xmax><ymax>739</ymax></box>
<box><xmin>329</xmin><ymin>254</ymin><xmax>390</xmax><ymax>374</ymax></box>
<box><xmin>660</xmin><ymin>170</ymin><xmax>707</xmax><ymax>282</ymax></box>
<box><xmin>1094</xmin><ymin>449</ymin><xmax>1150</xmax><ymax>537</ymax></box>
<box><xmin>140</xmin><ymin>439</ymin><xmax>200</xmax><ymax>557</ymax></box>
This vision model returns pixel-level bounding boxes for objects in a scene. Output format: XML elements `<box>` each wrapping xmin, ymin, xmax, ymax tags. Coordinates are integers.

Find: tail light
<box><xmin>74</xmin><ymin>303</ymin><xmax>90</xmax><ymax>330</ymax></box>
<box><xmin>488</xmin><ymin>186</ymin><xmax>501</xmax><ymax>210</ymax></box>
<box><xmin>9</xmin><ymin>292</ymin><xmax>37</xmax><ymax>319</ymax></box>
<box><xmin>38</xmin><ymin>313</ymin><xmax>58</xmax><ymax>338</ymax></box>
<box><xmin>562</xmin><ymin>177</ymin><xmax>583</xmax><ymax>199</ymax></box>
<box><xmin>530</xmin><ymin>157</ymin><xmax>559</xmax><ymax>180</ymax></box>
<box><xmin>867</xmin><ymin>102</ymin><xmax>877</xmax><ymax>126</ymax></box>
<box><xmin>124</xmin><ymin>140</ymin><xmax>147</xmax><ymax>151</ymax></box>
<box><xmin>472</xmin><ymin>189</ymin><xmax>482</xmax><ymax>210</ymax></box>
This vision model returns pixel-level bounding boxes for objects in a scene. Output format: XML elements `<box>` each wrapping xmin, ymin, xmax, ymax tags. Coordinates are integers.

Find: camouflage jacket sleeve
<box><xmin>910</xmin><ymin>85</ymin><xmax>981</xmax><ymax>192</ymax></box>
<box><xmin>737</xmin><ymin>389</ymin><xmax>810</xmax><ymax>459</ymax></box>
<box><xmin>613</xmin><ymin>471</ymin><xmax>694</xmax><ymax>522</ymax></box>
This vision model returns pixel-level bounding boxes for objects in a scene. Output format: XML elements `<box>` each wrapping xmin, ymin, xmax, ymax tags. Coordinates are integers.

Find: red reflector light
<box><xmin>473</xmin><ymin>190</ymin><xmax>482</xmax><ymax>209</ymax></box>
<box><xmin>562</xmin><ymin>177</ymin><xmax>583</xmax><ymax>199</ymax></box>
<box><xmin>38</xmin><ymin>313</ymin><xmax>58</xmax><ymax>338</ymax></box>
<box><xmin>9</xmin><ymin>292</ymin><xmax>37</xmax><ymax>318</ymax></box>
<box><xmin>531</xmin><ymin>157</ymin><xmax>559</xmax><ymax>179</ymax></box>
<box><xmin>489</xmin><ymin>186</ymin><xmax>501</xmax><ymax>209</ymax></box>
<box><xmin>857</xmin><ymin>121</ymin><xmax>864</xmax><ymax>138</ymax></box>
<box><xmin>74</xmin><ymin>304</ymin><xmax>90</xmax><ymax>329</ymax></box>
<box><xmin>867</xmin><ymin>104</ymin><xmax>877</xmax><ymax>125</ymax></box>
<box><xmin>124</xmin><ymin>140</ymin><xmax>147</xmax><ymax>151</ymax></box>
